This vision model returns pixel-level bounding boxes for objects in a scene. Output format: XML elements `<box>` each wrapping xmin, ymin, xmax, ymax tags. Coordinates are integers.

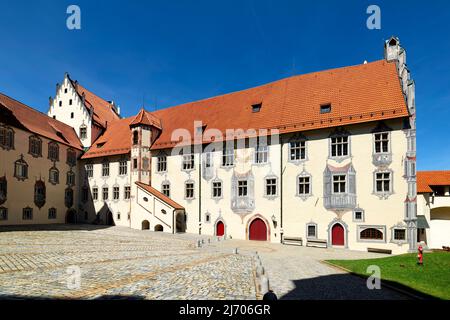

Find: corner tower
<box><xmin>129</xmin><ymin>109</ymin><xmax>162</xmax><ymax>186</ymax></box>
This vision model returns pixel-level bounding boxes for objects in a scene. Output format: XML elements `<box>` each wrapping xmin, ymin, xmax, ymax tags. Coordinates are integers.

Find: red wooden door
<box><xmin>332</xmin><ymin>224</ymin><xmax>344</xmax><ymax>246</ymax></box>
<box><xmin>249</xmin><ymin>218</ymin><xmax>267</xmax><ymax>241</ymax></box>
<box><xmin>216</xmin><ymin>221</ymin><xmax>224</xmax><ymax>236</ymax></box>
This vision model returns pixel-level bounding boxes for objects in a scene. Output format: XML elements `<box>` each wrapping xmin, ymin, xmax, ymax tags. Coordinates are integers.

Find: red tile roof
<box><xmin>0</xmin><ymin>92</ymin><xmax>83</xmax><ymax>150</ymax></box>
<box><xmin>84</xmin><ymin>59</ymin><xmax>409</xmax><ymax>158</ymax></box>
<box><xmin>417</xmin><ymin>171</ymin><xmax>450</xmax><ymax>193</ymax></box>
<box><xmin>136</xmin><ymin>182</ymin><xmax>184</xmax><ymax>210</ymax></box>
<box><xmin>150</xmin><ymin>59</ymin><xmax>409</xmax><ymax>149</ymax></box>
<box><xmin>130</xmin><ymin>109</ymin><xmax>162</xmax><ymax>129</ymax></box>
<box><xmin>81</xmin><ymin>116</ymin><xmax>133</xmax><ymax>159</ymax></box>
<box><xmin>71</xmin><ymin>80</ymin><xmax>121</xmax><ymax>128</ymax></box>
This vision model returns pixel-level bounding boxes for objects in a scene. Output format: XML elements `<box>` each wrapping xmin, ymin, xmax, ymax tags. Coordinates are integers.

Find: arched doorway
<box><xmin>154</xmin><ymin>224</ymin><xmax>163</xmax><ymax>232</ymax></box>
<box><xmin>249</xmin><ymin>218</ymin><xmax>267</xmax><ymax>241</ymax></box>
<box><xmin>331</xmin><ymin>223</ymin><xmax>345</xmax><ymax>246</ymax></box>
<box><xmin>216</xmin><ymin>221</ymin><xmax>224</xmax><ymax>236</ymax></box>
<box><xmin>142</xmin><ymin>220</ymin><xmax>150</xmax><ymax>230</ymax></box>
<box><xmin>66</xmin><ymin>209</ymin><xmax>76</xmax><ymax>224</ymax></box>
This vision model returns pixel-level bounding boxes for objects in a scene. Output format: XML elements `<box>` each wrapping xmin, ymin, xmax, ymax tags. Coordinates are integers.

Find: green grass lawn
<box><xmin>327</xmin><ymin>252</ymin><xmax>450</xmax><ymax>300</ymax></box>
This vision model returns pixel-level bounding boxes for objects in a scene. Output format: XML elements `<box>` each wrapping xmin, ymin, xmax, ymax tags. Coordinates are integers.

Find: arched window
<box><xmin>34</xmin><ymin>180</ymin><xmax>46</xmax><ymax>209</ymax></box>
<box><xmin>14</xmin><ymin>155</ymin><xmax>28</xmax><ymax>181</ymax></box>
<box><xmin>79</xmin><ymin>125</ymin><xmax>87</xmax><ymax>140</ymax></box>
<box><xmin>29</xmin><ymin>135</ymin><xmax>42</xmax><ymax>157</ymax></box>
<box><xmin>133</xmin><ymin>130</ymin><xmax>139</xmax><ymax>145</ymax></box>
<box><xmin>65</xmin><ymin>188</ymin><xmax>74</xmax><ymax>208</ymax></box>
<box><xmin>49</xmin><ymin>166</ymin><xmax>59</xmax><ymax>185</ymax></box>
<box><xmin>66</xmin><ymin>148</ymin><xmax>77</xmax><ymax>167</ymax></box>
<box><xmin>360</xmin><ymin>228</ymin><xmax>383</xmax><ymax>240</ymax></box>
<box><xmin>48</xmin><ymin>142</ymin><xmax>59</xmax><ymax>161</ymax></box>
<box><xmin>66</xmin><ymin>171</ymin><xmax>75</xmax><ymax>186</ymax></box>
<box><xmin>0</xmin><ymin>126</ymin><xmax>14</xmax><ymax>150</ymax></box>
<box><xmin>0</xmin><ymin>176</ymin><xmax>7</xmax><ymax>205</ymax></box>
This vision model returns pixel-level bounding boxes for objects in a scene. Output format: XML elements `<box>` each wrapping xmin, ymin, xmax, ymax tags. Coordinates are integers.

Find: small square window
<box><xmin>353</xmin><ymin>209</ymin><xmax>364</xmax><ymax>222</ymax></box>
<box><xmin>320</xmin><ymin>103</ymin><xmax>331</xmax><ymax>114</ymax></box>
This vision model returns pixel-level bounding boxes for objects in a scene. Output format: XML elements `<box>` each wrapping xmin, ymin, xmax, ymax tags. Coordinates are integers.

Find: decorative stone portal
<box><xmin>142</xmin><ymin>220</ymin><xmax>150</xmax><ymax>230</ymax></box>
<box><xmin>216</xmin><ymin>221</ymin><xmax>224</xmax><ymax>236</ymax></box>
<box><xmin>331</xmin><ymin>223</ymin><xmax>345</xmax><ymax>246</ymax></box>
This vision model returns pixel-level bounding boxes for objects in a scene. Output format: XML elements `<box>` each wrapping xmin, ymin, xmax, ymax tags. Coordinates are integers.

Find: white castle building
<box><xmin>1</xmin><ymin>37</ymin><xmax>434</xmax><ymax>254</ymax></box>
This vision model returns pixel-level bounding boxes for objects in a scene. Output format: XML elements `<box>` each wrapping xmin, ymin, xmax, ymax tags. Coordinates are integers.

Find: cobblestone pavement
<box><xmin>0</xmin><ymin>225</ymin><xmax>407</xmax><ymax>300</ymax></box>
<box><xmin>0</xmin><ymin>225</ymin><xmax>256</xmax><ymax>300</ymax></box>
<box><xmin>208</xmin><ymin>239</ymin><xmax>408</xmax><ymax>300</ymax></box>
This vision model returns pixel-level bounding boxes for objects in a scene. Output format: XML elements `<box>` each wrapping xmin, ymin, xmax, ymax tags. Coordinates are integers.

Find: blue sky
<box><xmin>0</xmin><ymin>0</ymin><xmax>449</xmax><ymax>170</ymax></box>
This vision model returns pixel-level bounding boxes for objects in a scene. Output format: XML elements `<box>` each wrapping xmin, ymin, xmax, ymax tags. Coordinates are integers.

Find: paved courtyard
<box><xmin>0</xmin><ymin>225</ymin><xmax>407</xmax><ymax>300</ymax></box>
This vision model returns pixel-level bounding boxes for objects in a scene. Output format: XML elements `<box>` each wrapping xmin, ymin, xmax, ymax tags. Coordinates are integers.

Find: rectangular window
<box><xmin>133</xmin><ymin>158</ymin><xmax>138</xmax><ymax>170</ymax></box>
<box><xmin>113</xmin><ymin>186</ymin><xmax>120</xmax><ymax>200</ymax></box>
<box><xmin>354</xmin><ymin>211</ymin><xmax>363</xmax><ymax>221</ymax></box>
<box><xmin>185</xmin><ymin>183</ymin><xmax>194</xmax><ymax>199</ymax></box>
<box><xmin>48</xmin><ymin>208</ymin><xmax>57</xmax><ymax>219</ymax></box>
<box><xmin>102</xmin><ymin>187</ymin><xmax>109</xmax><ymax>201</ymax></box>
<box><xmin>289</xmin><ymin>141</ymin><xmax>306</xmax><ymax>161</ymax></box>
<box><xmin>374</xmin><ymin>132</ymin><xmax>389</xmax><ymax>153</ymax></box>
<box><xmin>204</xmin><ymin>152</ymin><xmax>213</xmax><ymax>168</ymax></box>
<box><xmin>67</xmin><ymin>172</ymin><xmax>75</xmax><ymax>186</ymax></box>
<box><xmin>331</xmin><ymin>136</ymin><xmax>349</xmax><ymax>157</ymax></box>
<box><xmin>333</xmin><ymin>175</ymin><xmax>346</xmax><ymax>194</ymax></box>
<box><xmin>93</xmin><ymin>187</ymin><xmax>98</xmax><ymax>200</ymax></box>
<box><xmin>307</xmin><ymin>225</ymin><xmax>317</xmax><ymax>238</ymax></box>
<box><xmin>124</xmin><ymin>186</ymin><xmax>131</xmax><ymax>200</ymax></box>
<box><xmin>320</xmin><ymin>103</ymin><xmax>331</xmax><ymax>114</ymax></box>
<box><xmin>265</xmin><ymin>178</ymin><xmax>277</xmax><ymax>196</ymax></box>
<box><xmin>394</xmin><ymin>229</ymin><xmax>406</xmax><ymax>241</ymax></box>
<box><xmin>298</xmin><ymin>176</ymin><xmax>311</xmax><ymax>195</ymax></box>
<box><xmin>86</xmin><ymin>164</ymin><xmax>93</xmax><ymax>178</ymax></box>
<box><xmin>48</xmin><ymin>143</ymin><xmax>59</xmax><ymax>161</ymax></box>
<box><xmin>102</xmin><ymin>162</ymin><xmax>110</xmax><ymax>177</ymax></box>
<box><xmin>238</xmin><ymin>180</ymin><xmax>248</xmax><ymax>197</ymax></box>
<box><xmin>157</xmin><ymin>155</ymin><xmax>167</xmax><ymax>172</ymax></box>
<box><xmin>22</xmin><ymin>208</ymin><xmax>33</xmax><ymax>220</ymax></box>
<box><xmin>162</xmin><ymin>184</ymin><xmax>170</xmax><ymax>198</ymax></box>
<box><xmin>119</xmin><ymin>161</ymin><xmax>127</xmax><ymax>175</ymax></box>
<box><xmin>376</xmin><ymin>172</ymin><xmax>391</xmax><ymax>193</ymax></box>
<box><xmin>79</xmin><ymin>127</ymin><xmax>87</xmax><ymax>140</ymax></box>
<box><xmin>15</xmin><ymin>162</ymin><xmax>28</xmax><ymax>179</ymax></box>
<box><xmin>182</xmin><ymin>153</ymin><xmax>194</xmax><ymax>170</ymax></box>
<box><xmin>0</xmin><ymin>207</ymin><xmax>7</xmax><ymax>220</ymax></box>
<box><xmin>255</xmin><ymin>145</ymin><xmax>268</xmax><ymax>164</ymax></box>
<box><xmin>212</xmin><ymin>181</ymin><xmax>222</xmax><ymax>198</ymax></box>
<box><xmin>222</xmin><ymin>148</ymin><xmax>234</xmax><ymax>167</ymax></box>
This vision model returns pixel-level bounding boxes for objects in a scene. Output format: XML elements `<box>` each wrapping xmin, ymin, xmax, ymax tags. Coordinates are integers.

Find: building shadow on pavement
<box><xmin>0</xmin><ymin>224</ymin><xmax>113</xmax><ymax>233</ymax></box>
<box><xmin>279</xmin><ymin>273</ymin><xmax>437</xmax><ymax>300</ymax></box>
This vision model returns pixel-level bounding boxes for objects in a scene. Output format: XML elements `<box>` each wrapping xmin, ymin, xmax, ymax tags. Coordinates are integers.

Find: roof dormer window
<box><xmin>252</xmin><ymin>103</ymin><xmax>262</xmax><ymax>113</ymax></box>
<box><xmin>320</xmin><ymin>103</ymin><xmax>331</xmax><ymax>114</ymax></box>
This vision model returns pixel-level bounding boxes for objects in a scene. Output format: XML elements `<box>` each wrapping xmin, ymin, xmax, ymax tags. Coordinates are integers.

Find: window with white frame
<box><xmin>182</xmin><ymin>153</ymin><xmax>194</xmax><ymax>170</ymax></box>
<box><xmin>162</xmin><ymin>183</ymin><xmax>170</xmax><ymax>198</ymax></box>
<box><xmin>102</xmin><ymin>187</ymin><xmax>109</xmax><ymax>201</ymax></box>
<box><xmin>289</xmin><ymin>140</ymin><xmax>306</xmax><ymax>161</ymax></box>
<box><xmin>330</xmin><ymin>136</ymin><xmax>349</xmax><ymax>157</ymax></box>
<box><xmin>359</xmin><ymin>227</ymin><xmax>384</xmax><ymax>241</ymax></box>
<box><xmin>113</xmin><ymin>186</ymin><xmax>120</xmax><ymax>200</ymax></box>
<box><xmin>353</xmin><ymin>209</ymin><xmax>364</xmax><ymax>222</ymax></box>
<box><xmin>375</xmin><ymin>171</ymin><xmax>391</xmax><ymax>193</ymax></box>
<box><xmin>124</xmin><ymin>186</ymin><xmax>131</xmax><ymax>199</ymax></box>
<box><xmin>238</xmin><ymin>180</ymin><xmax>248</xmax><ymax>197</ymax></box>
<box><xmin>79</xmin><ymin>126</ymin><xmax>87</xmax><ymax>140</ymax></box>
<box><xmin>374</xmin><ymin>132</ymin><xmax>389</xmax><ymax>154</ymax></box>
<box><xmin>265</xmin><ymin>178</ymin><xmax>277</xmax><ymax>196</ymax></box>
<box><xmin>157</xmin><ymin>155</ymin><xmax>167</xmax><ymax>172</ymax></box>
<box><xmin>49</xmin><ymin>167</ymin><xmax>59</xmax><ymax>185</ymax></box>
<box><xmin>254</xmin><ymin>145</ymin><xmax>268</xmax><ymax>164</ymax></box>
<box><xmin>48</xmin><ymin>142</ymin><xmax>59</xmax><ymax>161</ymax></box>
<box><xmin>92</xmin><ymin>187</ymin><xmax>98</xmax><ymax>200</ymax></box>
<box><xmin>14</xmin><ymin>156</ymin><xmax>28</xmax><ymax>180</ymax></box>
<box><xmin>86</xmin><ymin>164</ymin><xmax>93</xmax><ymax>178</ymax></box>
<box><xmin>102</xmin><ymin>162</ymin><xmax>110</xmax><ymax>177</ymax></box>
<box><xmin>393</xmin><ymin>228</ymin><xmax>406</xmax><ymax>241</ymax></box>
<box><xmin>222</xmin><ymin>147</ymin><xmax>234</xmax><ymax>167</ymax></box>
<box><xmin>307</xmin><ymin>224</ymin><xmax>317</xmax><ymax>238</ymax></box>
<box><xmin>185</xmin><ymin>182</ymin><xmax>194</xmax><ymax>199</ymax></box>
<box><xmin>333</xmin><ymin>175</ymin><xmax>346</xmax><ymax>194</ymax></box>
<box><xmin>298</xmin><ymin>176</ymin><xmax>311</xmax><ymax>195</ymax></box>
<box><xmin>119</xmin><ymin>161</ymin><xmax>127</xmax><ymax>175</ymax></box>
<box><xmin>212</xmin><ymin>181</ymin><xmax>222</xmax><ymax>198</ymax></box>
